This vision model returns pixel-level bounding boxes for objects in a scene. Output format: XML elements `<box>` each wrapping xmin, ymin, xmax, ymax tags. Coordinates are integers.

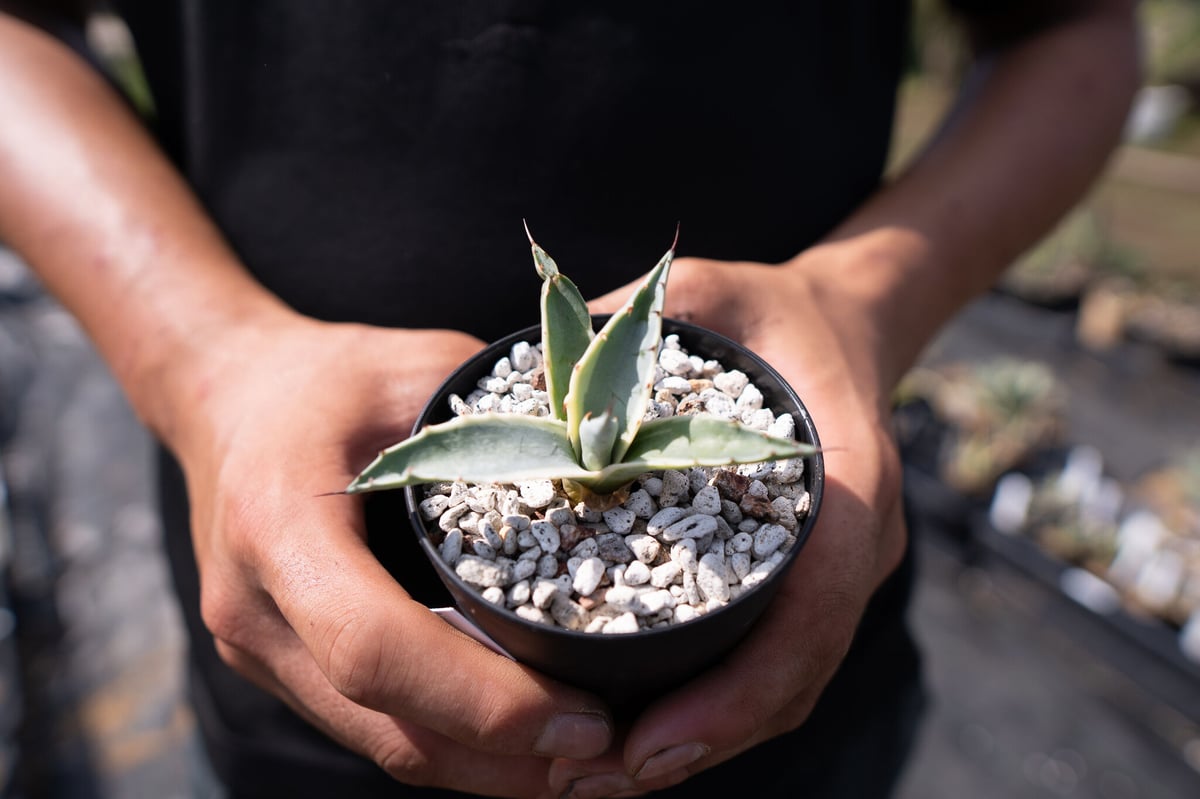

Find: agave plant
<box><xmin>346</xmin><ymin>227</ymin><xmax>817</xmax><ymax>503</ymax></box>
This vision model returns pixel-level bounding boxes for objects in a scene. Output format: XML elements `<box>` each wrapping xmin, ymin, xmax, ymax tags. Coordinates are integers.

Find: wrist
<box><xmin>782</xmin><ymin>227</ymin><xmax>957</xmax><ymax>395</ymax></box>
<box><xmin>120</xmin><ymin>280</ymin><xmax>302</xmax><ymax>454</ymax></box>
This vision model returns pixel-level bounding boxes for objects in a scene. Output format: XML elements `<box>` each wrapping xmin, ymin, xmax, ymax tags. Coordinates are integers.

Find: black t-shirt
<box><xmin>113</xmin><ymin>0</ymin><xmax>907</xmax><ymax>336</ymax></box>
<box><xmin>109</xmin><ymin>2</ymin><xmax>920</xmax><ymax>796</ymax></box>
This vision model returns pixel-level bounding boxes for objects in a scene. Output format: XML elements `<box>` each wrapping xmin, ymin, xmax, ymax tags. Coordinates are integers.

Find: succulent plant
<box><xmin>346</xmin><ymin>227</ymin><xmax>817</xmax><ymax>502</ymax></box>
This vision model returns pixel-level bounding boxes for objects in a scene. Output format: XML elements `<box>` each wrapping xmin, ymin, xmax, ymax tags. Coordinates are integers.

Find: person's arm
<box><xmin>554</xmin><ymin>1</ymin><xmax>1140</xmax><ymax>795</ymax></box>
<box><xmin>818</xmin><ymin>0</ymin><xmax>1141</xmax><ymax>391</ymax></box>
<box><xmin>0</xmin><ymin>12</ymin><xmax>612</xmax><ymax>796</ymax></box>
<box><xmin>0</xmin><ymin>10</ymin><xmax>287</xmax><ymax>429</ymax></box>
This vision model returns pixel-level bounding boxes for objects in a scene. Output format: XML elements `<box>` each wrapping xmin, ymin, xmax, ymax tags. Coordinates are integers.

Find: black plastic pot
<box><xmin>404</xmin><ymin>316</ymin><xmax>824</xmax><ymax>712</ymax></box>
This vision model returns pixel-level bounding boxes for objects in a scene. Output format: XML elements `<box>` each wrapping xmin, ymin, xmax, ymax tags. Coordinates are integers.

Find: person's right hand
<box><xmin>155</xmin><ymin>310</ymin><xmax>613</xmax><ymax>797</ymax></box>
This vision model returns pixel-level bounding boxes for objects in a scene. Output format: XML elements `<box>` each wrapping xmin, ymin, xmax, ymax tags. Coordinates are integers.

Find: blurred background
<box><xmin>1</xmin><ymin>2</ymin><xmax>1199</xmax><ymax>797</ymax></box>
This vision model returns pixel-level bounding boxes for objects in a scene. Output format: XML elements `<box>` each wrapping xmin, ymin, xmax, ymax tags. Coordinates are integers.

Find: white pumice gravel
<box><xmin>625</xmin><ymin>534</ymin><xmax>660</xmax><ymax>564</ymax></box>
<box><xmin>428</xmin><ymin>338</ymin><xmax>813</xmax><ymax>633</ymax></box>
<box><xmin>623</xmin><ymin>560</ymin><xmax>653</xmax><ymax>586</ymax></box>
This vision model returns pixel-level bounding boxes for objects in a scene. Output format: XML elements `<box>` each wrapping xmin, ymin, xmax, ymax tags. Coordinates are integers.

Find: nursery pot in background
<box><xmin>404</xmin><ymin>316</ymin><xmax>824</xmax><ymax>712</ymax></box>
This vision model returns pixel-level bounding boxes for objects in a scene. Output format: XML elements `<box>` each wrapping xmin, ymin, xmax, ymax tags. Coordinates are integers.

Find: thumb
<box><xmin>587</xmin><ymin>282</ymin><xmax>635</xmax><ymax>316</ymax></box>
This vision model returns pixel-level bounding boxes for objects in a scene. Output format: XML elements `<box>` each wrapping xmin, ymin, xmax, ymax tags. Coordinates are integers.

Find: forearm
<box><xmin>791</xmin><ymin>0</ymin><xmax>1140</xmax><ymax>393</ymax></box>
<box><xmin>0</xmin><ymin>13</ymin><xmax>293</xmax><ymax>442</ymax></box>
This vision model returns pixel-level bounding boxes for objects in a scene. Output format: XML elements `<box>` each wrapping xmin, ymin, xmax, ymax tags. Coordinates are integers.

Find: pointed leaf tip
<box><xmin>534</xmin><ymin>227</ymin><xmax>593</xmax><ymax>419</ymax></box>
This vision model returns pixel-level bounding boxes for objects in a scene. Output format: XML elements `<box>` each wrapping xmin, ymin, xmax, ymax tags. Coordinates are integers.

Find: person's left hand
<box><xmin>548</xmin><ymin>249</ymin><xmax>909</xmax><ymax>797</ymax></box>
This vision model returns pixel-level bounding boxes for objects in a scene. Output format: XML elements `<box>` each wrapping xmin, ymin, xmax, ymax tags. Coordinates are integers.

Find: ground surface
<box><xmin>1</xmin><ymin>251</ymin><xmax>1198</xmax><ymax>798</ymax></box>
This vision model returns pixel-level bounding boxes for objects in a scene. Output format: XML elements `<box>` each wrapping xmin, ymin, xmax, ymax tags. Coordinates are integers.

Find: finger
<box><xmin>587</xmin><ymin>284</ymin><xmax>635</xmax><ymax>316</ymax></box>
<box><xmin>215</xmin><ymin>635</ymin><xmax>556</xmax><ymax>795</ymax></box>
<box><xmin>548</xmin><ymin>749</ymin><xmax>629</xmax><ymax>797</ymax></box>
<box><xmin>549</xmin><ymin>750</ymin><xmax>673</xmax><ymax>798</ymax></box>
<box><xmin>253</xmin><ymin>489</ymin><xmax>614</xmax><ymax>760</ymax></box>
<box><xmin>613</xmin><ymin>477</ymin><xmax>889</xmax><ymax>786</ymax></box>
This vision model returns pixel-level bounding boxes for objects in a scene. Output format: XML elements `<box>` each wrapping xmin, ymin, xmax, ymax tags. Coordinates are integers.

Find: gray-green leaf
<box><xmin>585</xmin><ymin>415</ymin><xmax>819</xmax><ymax>494</ymax></box>
<box><xmin>345</xmin><ymin>414</ymin><xmax>591</xmax><ymax>493</ymax></box>
<box><xmin>528</xmin><ymin>224</ymin><xmax>592</xmax><ymax>421</ymax></box>
<box><xmin>576</xmin><ymin>407</ymin><xmax>620</xmax><ymax>471</ymax></box>
<box><xmin>565</xmin><ymin>243</ymin><xmax>673</xmax><ymax>466</ymax></box>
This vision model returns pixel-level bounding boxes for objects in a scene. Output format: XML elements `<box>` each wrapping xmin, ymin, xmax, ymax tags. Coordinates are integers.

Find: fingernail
<box><xmin>635</xmin><ymin>742</ymin><xmax>710</xmax><ymax>782</ymax></box>
<box><xmin>561</xmin><ymin>771</ymin><xmax>637</xmax><ymax>799</ymax></box>
<box><xmin>535</xmin><ymin>712</ymin><xmax>611</xmax><ymax>759</ymax></box>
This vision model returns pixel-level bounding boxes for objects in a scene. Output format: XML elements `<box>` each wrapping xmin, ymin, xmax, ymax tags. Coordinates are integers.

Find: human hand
<box><xmin>156</xmin><ymin>312</ymin><xmax>614</xmax><ymax>797</ymax></box>
<box><xmin>551</xmin><ymin>249</ymin><xmax>909</xmax><ymax>796</ymax></box>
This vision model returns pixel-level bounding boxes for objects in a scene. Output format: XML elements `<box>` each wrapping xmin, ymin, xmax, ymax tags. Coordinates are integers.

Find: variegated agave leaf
<box><xmin>582</xmin><ymin>415</ymin><xmax>818</xmax><ymax>494</ymax></box>
<box><xmin>526</xmin><ymin>222</ymin><xmax>592</xmax><ymax>422</ymax></box>
<box><xmin>344</xmin><ymin>412</ymin><xmax>817</xmax><ymax>497</ymax></box>
<box><xmin>576</xmin><ymin>406</ymin><xmax>620</xmax><ymax>471</ymax></box>
<box><xmin>564</xmin><ymin>238</ymin><xmax>673</xmax><ymax>468</ymax></box>
<box><xmin>345</xmin><ymin>414</ymin><xmax>591</xmax><ymax>493</ymax></box>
